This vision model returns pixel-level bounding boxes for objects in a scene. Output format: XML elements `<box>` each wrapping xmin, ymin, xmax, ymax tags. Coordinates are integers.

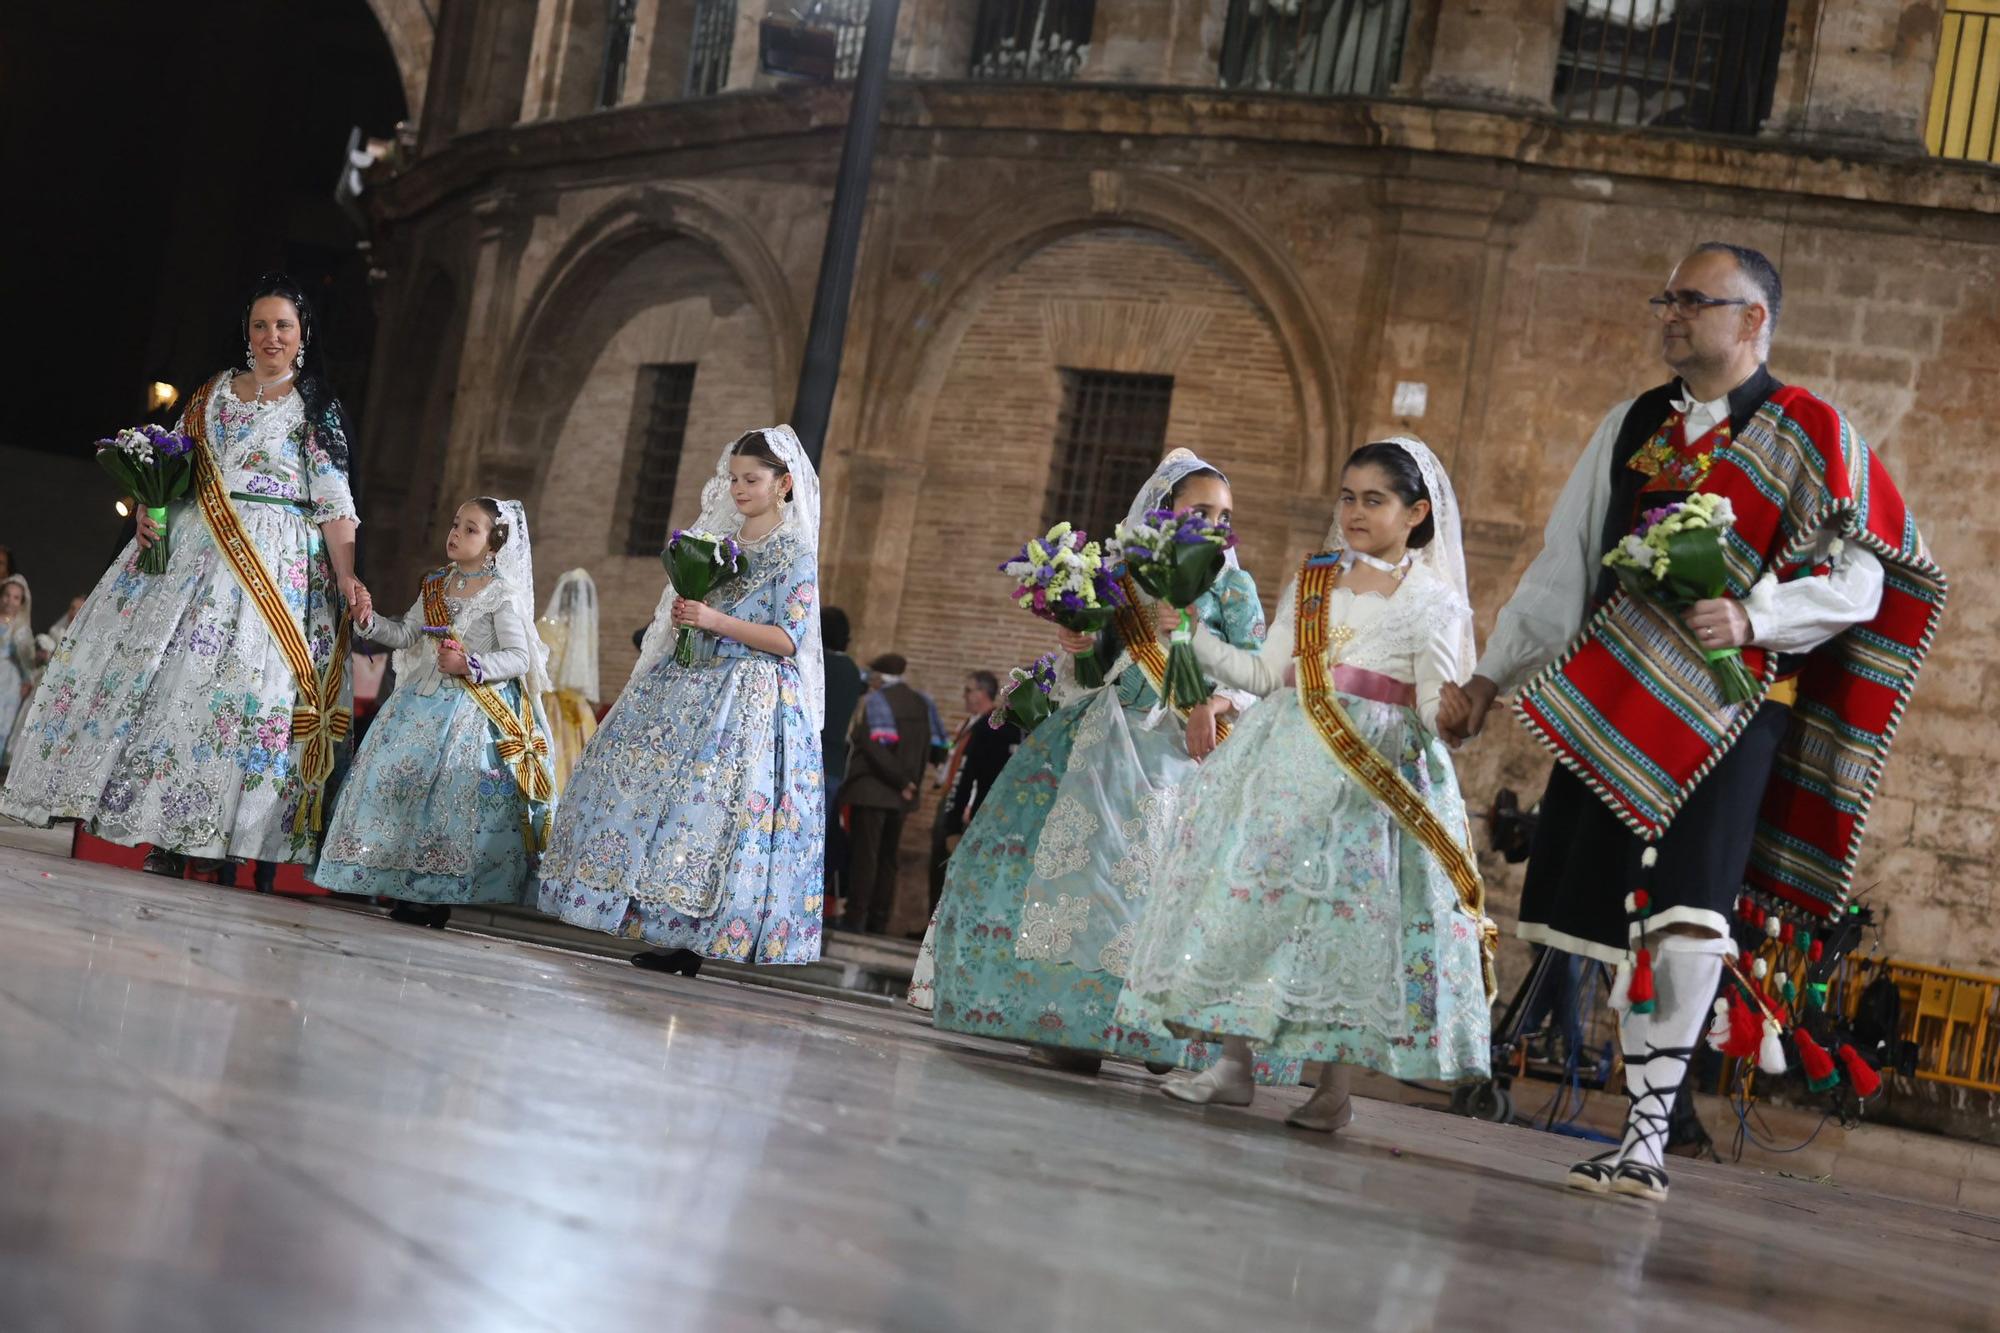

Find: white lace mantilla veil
<box><xmin>542</xmin><ymin>568</ymin><xmax>601</xmax><ymax>703</ymax></box>
<box><xmin>633</xmin><ymin>426</ymin><xmax>826</xmax><ymax>730</ymax></box>
<box><xmin>2</xmin><ymin>575</ymin><xmax>31</xmax><ymax>633</ymax></box>
<box><xmin>494</xmin><ymin>499</ymin><xmax>555</xmax><ymax>700</ymax></box>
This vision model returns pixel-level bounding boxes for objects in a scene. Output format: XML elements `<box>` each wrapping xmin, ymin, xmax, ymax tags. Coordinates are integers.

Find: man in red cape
<box><xmin>1451</xmin><ymin>243</ymin><xmax>1946</xmax><ymax>1203</ymax></box>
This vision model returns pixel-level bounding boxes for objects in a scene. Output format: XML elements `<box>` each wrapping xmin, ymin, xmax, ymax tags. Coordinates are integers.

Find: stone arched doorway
<box><xmin>493</xmin><ymin>188</ymin><xmax>802</xmax><ymax>689</ymax></box>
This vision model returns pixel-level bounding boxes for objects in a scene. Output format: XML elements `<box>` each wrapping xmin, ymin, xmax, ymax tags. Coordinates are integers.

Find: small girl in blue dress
<box><xmin>314</xmin><ymin>497</ymin><xmax>555</xmax><ymax>927</ymax></box>
<box><xmin>539</xmin><ymin>427</ymin><xmax>826</xmax><ymax>976</ymax></box>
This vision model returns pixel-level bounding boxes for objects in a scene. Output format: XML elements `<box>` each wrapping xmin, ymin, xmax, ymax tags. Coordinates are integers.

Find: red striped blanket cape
<box><xmin>1513</xmin><ymin>385</ymin><xmax>1947</xmax><ymax>919</ymax></box>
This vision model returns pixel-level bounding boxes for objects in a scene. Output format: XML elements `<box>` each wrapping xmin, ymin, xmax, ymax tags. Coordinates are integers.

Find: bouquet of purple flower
<box><xmin>95</xmin><ymin>424</ymin><xmax>195</xmax><ymax>575</ymax></box>
<box><xmin>1602</xmin><ymin>492</ymin><xmax>1759</xmax><ymax>703</ymax></box>
<box><xmin>990</xmin><ymin>652</ymin><xmax>1058</xmax><ymax>734</ymax></box>
<box><xmin>1115</xmin><ymin>506</ymin><xmax>1237</xmax><ymax>710</ymax></box>
<box><xmin>664</xmin><ymin>528</ymin><xmax>747</xmax><ymax>667</ymax></box>
<box><xmin>1000</xmin><ymin>522</ymin><xmax>1128</xmax><ymax>688</ymax></box>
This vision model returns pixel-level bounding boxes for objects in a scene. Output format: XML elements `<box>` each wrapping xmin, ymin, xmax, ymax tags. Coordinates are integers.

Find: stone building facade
<box><xmin>359</xmin><ymin>0</ymin><xmax>2000</xmax><ymax>954</ymax></box>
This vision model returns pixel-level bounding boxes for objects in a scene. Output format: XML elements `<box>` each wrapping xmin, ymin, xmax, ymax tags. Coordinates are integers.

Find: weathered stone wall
<box><xmin>368</xmin><ymin>0</ymin><xmax>2000</xmax><ymax>969</ymax></box>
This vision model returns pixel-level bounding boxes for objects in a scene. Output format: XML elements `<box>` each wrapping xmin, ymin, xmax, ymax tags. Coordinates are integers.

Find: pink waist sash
<box><xmin>1331</xmin><ymin>664</ymin><xmax>1417</xmax><ymax>708</ymax></box>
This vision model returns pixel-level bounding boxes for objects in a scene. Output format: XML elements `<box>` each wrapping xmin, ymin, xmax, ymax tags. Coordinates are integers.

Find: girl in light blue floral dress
<box><xmin>313</xmin><ymin>498</ymin><xmax>554</xmax><ymax>926</ymax></box>
<box><xmin>539</xmin><ymin>428</ymin><xmax>826</xmax><ymax>975</ymax></box>
<box><xmin>1113</xmin><ymin>439</ymin><xmax>1492</xmax><ymax>1132</ymax></box>
<box><xmin>923</xmin><ymin>450</ymin><xmax>1295</xmax><ymax>1081</ymax></box>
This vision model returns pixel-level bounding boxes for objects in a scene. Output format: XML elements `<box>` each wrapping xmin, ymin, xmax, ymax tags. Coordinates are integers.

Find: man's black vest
<box><xmin>1589</xmin><ymin>365</ymin><xmax>1783</xmax><ymax>610</ymax></box>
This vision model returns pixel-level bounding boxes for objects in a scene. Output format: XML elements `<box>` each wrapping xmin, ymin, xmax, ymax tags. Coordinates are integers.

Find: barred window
<box><xmin>1218</xmin><ymin>0</ymin><xmax>1409</xmax><ymax>98</ymax></box>
<box><xmin>686</xmin><ymin>0</ymin><xmax>738</xmax><ymax>97</ymax></box>
<box><xmin>620</xmin><ymin>364</ymin><xmax>699</xmax><ymax>557</ymax></box>
<box><xmin>784</xmin><ymin>0</ymin><xmax>871</xmax><ymax>81</ymax></box>
<box><xmin>1044</xmin><ymin>370</ymin><xmax>1175</xmax><ymax>543</ymax></box>
<box><xmin>1554</xmin><ymin>0</ymin><xmax>1788</xmax><ymax>135</ymax></box>
<box><xmin>599</xmin><ymin>0</ymin><xmax>640</xmax><ymax>108</ymax></box>
<box><xmin>970</xmin><ymin>0</ymin><xmax>1096</xmax><ymax>82</ymax></box>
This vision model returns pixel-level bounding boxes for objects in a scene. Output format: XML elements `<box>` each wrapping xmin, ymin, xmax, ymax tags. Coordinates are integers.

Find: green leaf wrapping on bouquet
<box><xmin>1055</xmin><ymin>606</ymin><xmax>1120</xmax><ymax>689</ymax></box>
<box><xmin>1658</xmin><ymin>527</ymin><xmax>1732</xmax><ymax>603</ymax></box>
<box><xmin>1125</xmin><ymin>542</ymin><xmax>1230</xmax><ymax>709</ymax></box>
<box><xmin>98</xmin><ymin>447</ymin><xmax>194</xmax><ymax>576</ymax></box>
<box><xmin>1126</xmin><ymin>539</ymin><xmax>1227</xmax><ymax>607</ymax></box>
<box><xmin>1614</xmin><ymin>527</ymin><xmax>1759</xmax><ymax>705</ymax></box>
<box><xmin>663</xmin><ymin>535</ymin><xmax>747</xmax><ymax>668</ymax></box>
<box><xmin>999</xmin><ymin>687</ymin><xmax>1055</xmax><ymax>734</ymax></box>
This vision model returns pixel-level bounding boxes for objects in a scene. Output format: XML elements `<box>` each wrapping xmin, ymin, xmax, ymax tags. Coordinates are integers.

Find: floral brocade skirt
<box><xmin>1111</xmin><ymin>689</ymin><xmax>1492</xmax><ymax>1083</ymax></box>
<box><xmin>927</xmin><ymin>685</ymin><xmax>1299</xmax><ymax>1083</ymax></box>
<box><xmin>0</xmin><ymin>501</ymin><xmax>343</xmax><ymax>863</ymax></box>
<box><xmin>312</xmin><ymin>680</ymin><xmax>550</xmax><ymax>905</ymax></box>
<box><xmin>537</xmin><ymin>653</ymin><xmax>824</xmax><ymax>964</ymax></box>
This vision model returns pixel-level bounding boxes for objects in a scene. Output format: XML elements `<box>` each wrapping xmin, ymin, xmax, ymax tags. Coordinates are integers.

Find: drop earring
<box><xmin>294</xmin><ymin>350</ymin><xmax>305</xmax><ymax>369</ymax></box>
<box><xmin>245</xmin><ymin>342</ymin><xmax>255</xmax><ymax>370</ymax></box>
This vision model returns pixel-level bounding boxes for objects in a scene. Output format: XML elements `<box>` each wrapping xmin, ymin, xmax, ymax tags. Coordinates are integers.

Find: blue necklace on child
<box><xmin>448</xmin><ymin>557</ymin><xmax>496</xmax><ymax>595</ymax></box>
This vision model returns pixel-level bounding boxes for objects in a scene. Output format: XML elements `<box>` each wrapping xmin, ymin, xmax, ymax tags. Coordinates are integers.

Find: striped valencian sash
<box><xmin>185</xmin><ymin>378</ymin><xmax>350</xmax><ymax>830</ymax></box>
<box><xmin>1111</xmin><ymin>573</ymin><xmax>1231</xmax><ymax>742</ymax></box>
<box><xmin>421</xmin><ymin>575</ymin><xmax>554</xmax><ymax>828</ymax></box>
<box><xmin>1514</xmin><ymin>386</ymin><xmax>1947</xmax><ymax>919</ymax></box>
<box><xmin>1293</xmin><ymin>553</ymin><xmax>1496</xmax><ymax>1000</ymax></box>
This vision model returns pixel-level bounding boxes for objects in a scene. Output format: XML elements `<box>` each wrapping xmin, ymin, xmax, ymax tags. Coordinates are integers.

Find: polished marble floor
<box><xmin>2</xmin><ymin>834</ymin><xmax>1997</xmax><ymax>1333</ymax></box>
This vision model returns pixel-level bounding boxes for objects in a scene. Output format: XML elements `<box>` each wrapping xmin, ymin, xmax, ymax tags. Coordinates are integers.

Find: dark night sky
<box><xmin>0</xmin><ymin>0</ymin><xmax>408</xmax><ymax>456</ymax></box>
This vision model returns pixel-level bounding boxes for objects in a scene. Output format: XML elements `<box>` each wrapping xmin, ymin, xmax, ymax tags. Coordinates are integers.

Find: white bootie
<box><xmin>1286</xmin><ymin>1062</ymin><xmax>1353</xmax><ymax>1133</ymax></box>
<box><xmin>1161</xmin><ymin>1038</ymin><xmax>1254</xmax><ymax>1107</ymax></box>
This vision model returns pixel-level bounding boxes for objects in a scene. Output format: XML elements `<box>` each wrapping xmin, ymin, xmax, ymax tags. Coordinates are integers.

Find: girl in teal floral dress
<box><xmin>539</xmin><ymin>428</ymin><xmax>825</xmax><ymax>975</ymax></box>
<box><xmin>922</xmin><ymin>450</ymin><xmax>1280</xmax><ymax>1078</ymax></box>
<box><xmin>1113</xmin><ymin>439</ymin><xmax>1492</xmax><ymax>1132</ymax></box>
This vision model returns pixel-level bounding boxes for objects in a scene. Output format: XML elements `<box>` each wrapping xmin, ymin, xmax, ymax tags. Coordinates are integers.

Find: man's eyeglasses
<box><xmin>1648</xmin><ymin>290</ymin><xmax>1752</xmax><ymax>318</ymax></box>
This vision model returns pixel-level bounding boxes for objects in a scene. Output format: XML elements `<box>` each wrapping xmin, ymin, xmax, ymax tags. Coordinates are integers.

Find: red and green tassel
<box><xmin>1838</xmin><ymin>1044</ymin><xmax>1883</xmax><ymax>1100</ymax></box>
<box><xmin>1794</xmin><ymin>1028</ymin><xmax>1840</xmax><ymax>1092</ymax></box>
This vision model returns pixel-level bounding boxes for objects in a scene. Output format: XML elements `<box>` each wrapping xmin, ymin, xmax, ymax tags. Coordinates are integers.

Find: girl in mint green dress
<box><xmin>1113</xmin><ymin>439</ymin><xmax>1492</xmax><ymax>1132</ymax></box>
<box><xmin>922</xmin><ymin>450</ymin><xmax>1286</xmax><ymax>1080</ymax></box>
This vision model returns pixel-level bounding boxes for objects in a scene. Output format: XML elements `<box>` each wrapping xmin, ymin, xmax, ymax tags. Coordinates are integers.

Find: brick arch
<box><xmin>494</xmin><ymin>184</ymin><xmax>805</xmax><ymax>505</ymax></box>
<box><xmin>859</xmin><ymin>170</ymin><xmax>1350</xmax><ymax>491</ymax></box>
<box><xmin>362</xmin><ymin>0</ymin><xmax>434</xmax><ymax>118</ymax></box>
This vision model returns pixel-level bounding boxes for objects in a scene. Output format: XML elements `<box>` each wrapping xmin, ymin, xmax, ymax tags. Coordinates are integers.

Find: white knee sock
<box><xmin>1617</xmin><ymin>939</ymin><xmax>1724</xmax><ymax>1171</ymax></box>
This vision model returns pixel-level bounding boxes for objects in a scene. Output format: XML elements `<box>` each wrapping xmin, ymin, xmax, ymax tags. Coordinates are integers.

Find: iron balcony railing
<box><xmin>1217</xmin><ymin>0</ymin><xmax>1410</xmax><ymax>98</ymax></box>
<box><xmin>1553</xmin><ymin>0</ymin><xmax>1787</xmax><ymax>135</ymax></box>
<box><xmin>969</xmin><ymin>0</ymin><xmax>1096</xmax><ymax>82</ymax></box>
<box><xmin>1929</xmin><ymin>1</ymin><xmax>2000</xmax><ymax>164</ymax></box>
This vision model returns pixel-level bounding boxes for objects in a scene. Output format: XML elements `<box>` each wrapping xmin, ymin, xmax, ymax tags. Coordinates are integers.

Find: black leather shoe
<box><xmin>140</xmin><ymin>848</ymin><xmax>185</xmax><ymax>877</ymax></box>
<box><xmin>632</xmin><ymin>949</ymin><xmax>703</xmax><ymax>977</ymax></box>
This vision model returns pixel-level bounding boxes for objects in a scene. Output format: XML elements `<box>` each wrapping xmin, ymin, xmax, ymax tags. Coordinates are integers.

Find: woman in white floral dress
<box><xmin>0</xmin><ymin>275</ymin><xmax>371</xmax><ymax>873</ymax></box>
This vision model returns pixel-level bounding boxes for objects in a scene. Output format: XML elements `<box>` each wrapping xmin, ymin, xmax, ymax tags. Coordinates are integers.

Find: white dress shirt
<box><xmin>1477</xmin><ymin>386</ymin><xmax>1885</xmax><ymax>694</ymax></box>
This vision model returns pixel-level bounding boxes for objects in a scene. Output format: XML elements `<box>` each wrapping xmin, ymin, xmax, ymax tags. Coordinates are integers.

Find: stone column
<box><xmin>1414</xmin><ymin>0</ymin><xmax>1562</xmax><ymax>110</ymax></box>
<box><xmin>1161</xmin><ymin>0</ymin><xmax>1230</xmax><ymax>86</ymax></box>
<box><xmin>522</xmin><ymin>0</ymin><xmax>610</xmax><ymax>120</ymax></box>
<box><xmin>628</xmin><ymin>0</ymin><xmax>696</xmax><ymax>104</ymax></box>
<box><xmin>1359</xmin><ymin>175</ymin><xmax>1530</xmax><ymax>485</ymax></box>
<box><xmin>1765</xmin><ymin>0</ymin><xmax>1942</xmax><ymax>149</ymax></box>
<box><xmin>725</xmin><ymin>0</ymin><xmax>773</xmax><ymax>92</ymax></box>
<box><xmin>434</xmin><ymin>192</ymin><xmax>532</xmax><ymax>537</ymax></box>
<box><xmin>897</xmin><ymin>0</ymin><xmax>974</xmax><ymax>78</ymax></box>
